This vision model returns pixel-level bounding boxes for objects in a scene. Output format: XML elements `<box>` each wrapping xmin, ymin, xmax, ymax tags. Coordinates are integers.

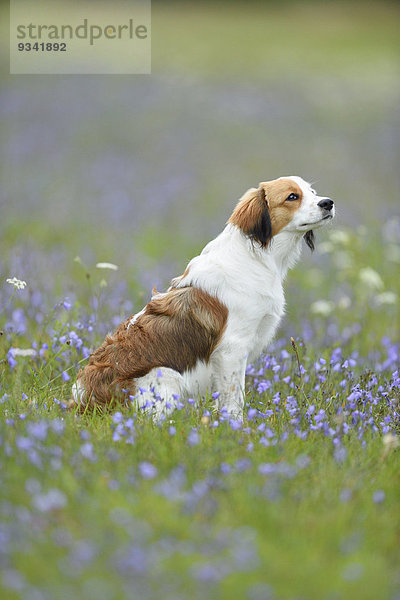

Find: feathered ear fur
<box><xmin>304</xmin><ymin>230</ymin><xmax>315</xmax><ymax>251</ymax></box>
<box><xmin>228</xmin><ymin>185</ymin><xmax>272</xmax><ymax>248</ymax></box>
<box><xmin>251</xmin><ymin>187</ymin><xmax>273</xmax><ymax>247</ymax></box>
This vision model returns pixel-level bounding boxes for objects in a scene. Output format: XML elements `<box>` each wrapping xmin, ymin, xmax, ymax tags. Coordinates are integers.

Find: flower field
<box><xmin>1</xmin><ymin>2</ymin><xmax>399</xmax><ymax>599</ymax></box>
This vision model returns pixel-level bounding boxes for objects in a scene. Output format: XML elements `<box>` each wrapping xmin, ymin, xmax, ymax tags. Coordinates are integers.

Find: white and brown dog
<box><xmin>71</xmin><ymin>176</ymin><xmax>334</xmax><ymax>419</ymax></box>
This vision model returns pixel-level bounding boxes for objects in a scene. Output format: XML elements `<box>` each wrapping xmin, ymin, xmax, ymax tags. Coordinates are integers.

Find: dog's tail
<box><xmin>68</xmin><ymin>323</ymin><xmax>135</xmax><ymax>412</ymax></box>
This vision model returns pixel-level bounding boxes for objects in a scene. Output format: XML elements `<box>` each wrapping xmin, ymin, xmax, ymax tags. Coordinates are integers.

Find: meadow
<box><xmin>1</xmin><ymin>2</ymin><xmax>400</xmax><ymax>599</ymax></box>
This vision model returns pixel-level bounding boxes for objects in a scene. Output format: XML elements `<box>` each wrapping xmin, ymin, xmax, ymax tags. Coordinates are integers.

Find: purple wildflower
<box><xmin>138</xmin><ymin>462</ymin><xmax>158</xmax><ymax>480</ymax></box>
<box><xmin>372</xmin><ymin>490</ymin><xmax>385</xmax><ymax>504</ymax></box>
<box><xmin>32</xmin><ymin>488</ymin><xmax>67</xmax><ymax>512</ymax></box>
<box><xmin>187</xmin><ymin>429</ymin><xmax>200</xmax><ymax>446</ymax></box>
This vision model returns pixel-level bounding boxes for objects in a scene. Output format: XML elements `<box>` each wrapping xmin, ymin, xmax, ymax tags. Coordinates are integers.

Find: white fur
<box><xmin>135</xmin><ymin>368</ymin><xmax>187</xmax><ymax>420</ymax></box>
<box><xmin>127</xmin><ymin>308</ymin><xmax>146</xmax><ymax>329</ymax></box>
<box><xmin>71</xmin><ymin>379</ymin><xmax>86</xmax><ymax>406</ymax></box>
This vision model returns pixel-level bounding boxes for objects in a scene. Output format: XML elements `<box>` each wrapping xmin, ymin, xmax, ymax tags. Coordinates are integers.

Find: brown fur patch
<box><xmin>228</xmin><ymin>187</ymin><xmax>262</xmax><ymax>233</ymax></box>
<box><xmin>261</xmin><ymin>178</ymin><xmax>303</xmax><ymax>236</ymax></box>
<box><xmin>228</xmin><ymin>178</ymin><xmax>303</xmax><ymax>245</ymax></box>
<box><xmin>75</xmin><ymin>287</ymin><xmax>228</xmax><ymax>410</ymax></box>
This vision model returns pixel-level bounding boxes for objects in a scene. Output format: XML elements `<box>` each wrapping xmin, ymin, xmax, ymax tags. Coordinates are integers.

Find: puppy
<box><xmin>71</xmin><ymin>176</ymin><xmax>334</xmax><ymax>419</ymax></box>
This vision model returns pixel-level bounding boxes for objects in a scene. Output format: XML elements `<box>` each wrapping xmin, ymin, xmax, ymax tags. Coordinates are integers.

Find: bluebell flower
<box><xmin>187</xmin><ymin>429</ymin><xmax>200</xmax><ymax>446</ymax></box>
<box><xmin>372</xmin><ymin>490</ymin><xmax>385</xmax><ymax>504</ymax></box>
<box><xmin>138</xmin><ymin>462</ymin><xmax>158</xmax><ymax>480</ymax></box>
<box><xmin>62</xmin><ymin>371</ymin><xmax>70</xmax><ymax>382</ymax></box>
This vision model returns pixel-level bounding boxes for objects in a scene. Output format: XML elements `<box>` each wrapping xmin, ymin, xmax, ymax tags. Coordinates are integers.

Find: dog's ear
<box><xmin>228</xmin><ymin>185</ymin><xmax>272</xmax><ymax>248</ymax></box>
<box><xmin>304</xmin><ymin>230</ymin><xmax>315</xmax><ymax>251</ymax></box>
<box><xmin>250</xmin><ymin>186</ymin><xmax>272</xmax><ymax>247</ymax></box>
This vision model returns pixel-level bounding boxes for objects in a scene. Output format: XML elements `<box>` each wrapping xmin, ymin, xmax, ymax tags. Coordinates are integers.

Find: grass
<box><xmin>1</xmin><ymin>1</ymin><xmax>400</xmax><ymax>598</ymax></box>
<box><xmin>1</xmin><ymin>220</ymin><xmax>400</xmax><ymax>600</ymax></box>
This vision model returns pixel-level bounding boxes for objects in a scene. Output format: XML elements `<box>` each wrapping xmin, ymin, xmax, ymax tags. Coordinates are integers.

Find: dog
<box><xmin>71</xmin><ymin>176</ymin><xmax>334</xmax><ymax>419</ymax></box>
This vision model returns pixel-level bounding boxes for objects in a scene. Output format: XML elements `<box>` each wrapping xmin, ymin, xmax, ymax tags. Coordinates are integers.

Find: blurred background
<box><xmin>1</xmin><ymin>0</ymin><xmax>399</xmax><ymax>323</ymax></box>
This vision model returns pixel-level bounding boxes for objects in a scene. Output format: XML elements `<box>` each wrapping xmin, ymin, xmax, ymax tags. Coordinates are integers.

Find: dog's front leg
<box><xmin>211</xmin><ymin>351</ymin><xmax>247</xmax><ymax>420</ymax></box>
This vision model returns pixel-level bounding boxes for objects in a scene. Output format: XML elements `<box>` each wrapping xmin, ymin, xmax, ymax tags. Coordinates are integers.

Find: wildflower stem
<box><xmin>37</xmin><ymin>356</ymin><xmax>88</xmax><ymax>391</ymax></box>
<box><xmin>290</xmin><ymin>337</ymin><xmax>302</xmax><ymax>383</ymax></box>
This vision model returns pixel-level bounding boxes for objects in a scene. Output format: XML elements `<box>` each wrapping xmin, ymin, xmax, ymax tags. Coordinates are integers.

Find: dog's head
<box><xmin>228</xmin><ymin>176</ymin><xmax>334</xmax><ymax>250</ymax></box>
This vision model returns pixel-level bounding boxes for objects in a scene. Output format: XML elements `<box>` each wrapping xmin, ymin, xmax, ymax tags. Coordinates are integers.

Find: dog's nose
<box><xmin>318</xmin><ymin>198</ymin><xmax>334</xmax><ymax>211</ymax></box>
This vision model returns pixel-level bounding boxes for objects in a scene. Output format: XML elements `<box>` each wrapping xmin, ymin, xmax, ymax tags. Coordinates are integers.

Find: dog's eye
<box><xmin>286</xmin><ymin>193</ymin><xmax>299</xmax><ymax>201</ymax></box>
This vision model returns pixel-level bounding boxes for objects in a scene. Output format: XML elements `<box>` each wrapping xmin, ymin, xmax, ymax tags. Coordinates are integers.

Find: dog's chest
<box><xmin>243</xmin><ymin>280</ymin><xmax>286</xmax><ymax>359</ymax></box>
<box><xmin>221</xmin><ymin>276</ymin><xmax>286</xmax><ymax>353</ymax></box>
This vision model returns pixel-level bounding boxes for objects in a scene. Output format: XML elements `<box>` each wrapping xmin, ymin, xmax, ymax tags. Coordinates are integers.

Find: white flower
<box><xmin>310</xmin><ymin>300</ymin><xmax>335</xmax><ymax>317</ymax></box>
<box><xmin>383</xmin><ymin>433</ymin><xmax>399</xmax><ymax>451</ymax></box>
<box><xmin>338</xmin><ymin>296</ymin><xmax>352</xmax><ymax>310</ymax></box>
<box><xmin>318</xmin><ymin>241</ymin><xmax>334</xmax><ymax>254</ymax></box>
<box><xmin>95</xmin><ymin>262</ymin><xmax>118</xmax><ymax>271</ymax></box>
<box><xmin>375</xmin><ymin>291</ymin><xmax>398</xmax><ymax>306</ymax></box>
<box><xmin>10</xmin><ymin>348</ymin><xmax>37</xmax><ymax>357</ymax></box>
<box><xmin>329</xmin><ymin>230</ymin><xmax>351</xmax><ymax>245</ymax></box>
<box><xmin>6</xmin><ymin>277</ymin><xmax>27</xmax><ymax>290</ymax></box>
<box><xmin>358</xmin><ymin>267</ymin><xmax>384</xmax><ymax>290</ymax></box>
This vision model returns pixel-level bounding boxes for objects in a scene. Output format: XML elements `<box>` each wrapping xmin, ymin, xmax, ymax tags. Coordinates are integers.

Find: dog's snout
<box><xmin>317</xmin><ymin>198</ymin><xmax>334</xmax><ymax>211</ymax></box>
